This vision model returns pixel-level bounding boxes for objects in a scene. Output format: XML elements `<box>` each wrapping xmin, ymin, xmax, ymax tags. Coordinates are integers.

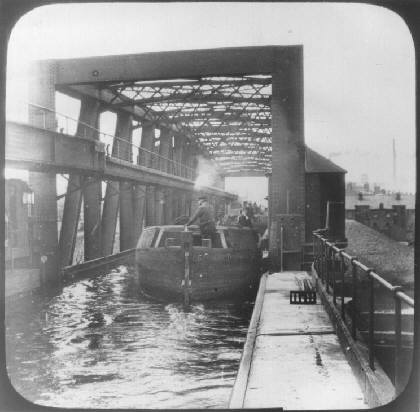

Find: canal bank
<box><xmin>230</xmin><ymin>271</ymin><xmax>370</xmax><ymax>409</ymax></box>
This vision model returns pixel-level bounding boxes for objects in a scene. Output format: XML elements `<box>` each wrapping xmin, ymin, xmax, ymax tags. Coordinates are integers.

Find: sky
<box><xmin>5</xmin><ymin>2</ymin><xmax>416</xmax><ymax>200</ymax></box>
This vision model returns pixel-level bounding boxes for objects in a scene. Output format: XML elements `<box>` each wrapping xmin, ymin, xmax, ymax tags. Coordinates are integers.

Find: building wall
<box><xmin>305</xmin><ymin>173</ymin><xmax>345</xmax><ymax>242</ymax></box>
<box><xmin>305</xmin><ymin>174</ymin><xmax>321</xmax><ymax>242</ymax></box>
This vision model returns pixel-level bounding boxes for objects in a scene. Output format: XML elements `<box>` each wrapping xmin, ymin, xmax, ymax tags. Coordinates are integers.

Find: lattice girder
<box><xmin>100</xmin><ymin>74</ymin><xmax>273</xmax><ymax>174</ymax></box>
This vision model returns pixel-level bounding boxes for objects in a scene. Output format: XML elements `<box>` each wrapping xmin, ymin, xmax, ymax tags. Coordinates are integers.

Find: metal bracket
<box><xmin>290</xmin><ymin>290</ymin><xmax>317</xmax><ymax>304</ymax></box>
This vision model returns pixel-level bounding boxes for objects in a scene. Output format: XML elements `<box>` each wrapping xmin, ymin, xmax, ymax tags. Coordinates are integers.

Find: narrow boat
<box><xmin>135</xmin><ymin>225</ymin><xmax>260</xmax><ymax>303</ymax></box>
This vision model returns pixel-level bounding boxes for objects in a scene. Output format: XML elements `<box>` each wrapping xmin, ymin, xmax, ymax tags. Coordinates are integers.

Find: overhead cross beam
<box><xmin>50</xmin><ymin>46</ymin><xmax>302</xmax><ymax>175</ymax></box>
<box><xmin>113</xmin><ymin>93</ymin><xmax>271</xmax><ymax>107</ymax></box>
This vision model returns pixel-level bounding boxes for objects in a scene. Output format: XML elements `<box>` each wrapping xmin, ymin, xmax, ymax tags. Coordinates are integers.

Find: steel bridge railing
<box><xmin>313</xmin><ymin>232</ymin><xmax>414</xmax><ymax>393</ymax></box>
<box><xmin>24</xmin><ymin>102</ymin><xmax>196</xmax><ymax>180</ymax></box>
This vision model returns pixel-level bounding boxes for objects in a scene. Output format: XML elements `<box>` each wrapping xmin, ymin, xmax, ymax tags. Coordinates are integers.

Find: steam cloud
<box><xmin>194</xmin><ymin>156</ymin><xmax>218</xmax><ymax>190</ymax></box>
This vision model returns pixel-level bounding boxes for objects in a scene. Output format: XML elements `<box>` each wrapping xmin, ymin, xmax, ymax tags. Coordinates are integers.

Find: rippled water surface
<box><xmin>6</xmin><ymin>266</ymin><xmax>253</xmax><ymax>408</ymax></box>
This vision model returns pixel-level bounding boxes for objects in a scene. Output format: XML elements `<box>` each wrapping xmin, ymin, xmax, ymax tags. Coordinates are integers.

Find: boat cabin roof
<box><xmin>138</xmin><ymin>225</ymin><xmax>257</xmax><ymax>249</ymax></box>
<box><xmin>144</xmin><ymin>225</ymin><xmax>254</xmax><ymax>232</ymax></box>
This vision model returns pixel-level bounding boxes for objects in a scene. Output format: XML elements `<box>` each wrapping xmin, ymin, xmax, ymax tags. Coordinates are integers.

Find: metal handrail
<box><xmin>313</xmin><ymin>232</ymin><xmax>413</xmax><ymax>394</ymax></box>
<box><xmin>25</xmin><ymin>101</ymin><xmax>195</xmax><ymax>179</ymax></box>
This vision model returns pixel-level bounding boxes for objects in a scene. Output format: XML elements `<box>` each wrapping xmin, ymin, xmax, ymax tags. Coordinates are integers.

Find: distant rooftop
<box><xmin>305</xmin><ymin>147</ymin><xmax>347</xmax><ymax>174</ymax></box>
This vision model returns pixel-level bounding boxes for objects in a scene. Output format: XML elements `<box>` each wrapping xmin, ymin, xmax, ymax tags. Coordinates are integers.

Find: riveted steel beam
<box><xmin>59</xmin><ymin>96</ymin><xmax>101</xmax><ymax>266</ymax></box>
<box><xmin>6</xmin><ymin>121</ymin><xmax>235</xmax><ymax>199</ymax></box>
<box><xmin>53</xmin><ymin>46</ymin><xmax>289</xmax><ymax>85</ymax></box>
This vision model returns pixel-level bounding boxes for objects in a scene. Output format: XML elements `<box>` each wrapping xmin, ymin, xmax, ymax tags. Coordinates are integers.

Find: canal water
<box><xmin>6</xmin><ymin>265</ymin><xmax>254</xmax><ymax>409</ymax></box>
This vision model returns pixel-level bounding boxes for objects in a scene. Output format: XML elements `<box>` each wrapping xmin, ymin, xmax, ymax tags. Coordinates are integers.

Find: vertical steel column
<box><xmin>183</xmin><ymin>141</ymin><xmax>194</xmax><ymax>216</ymax></box>
<box><xmin>83</xmin><ymin>176</ymin><xmax>102</xmax><ymax>261</ymax></box>
<box><xmin>132</xmin><ymin>184</ymin><xmax>146</xmax><ymax>241</ymax></box>
<box><xmin>101</xmin><ymin>112</ymin><xmax>131</xmax><ymax>255</ymax></box>
<box><xmin>60</xmin><ymin>98</ymin><xmax>101</xmax><ymax>265</ymax></box>
<box><xmin>165</xmin><ymin>130</ymin><xmax>175</xmax><ymax>223</ymax></box>
<box><xmin>164</xmin><ymin>188</ymin><xmax>174</xmax><ymax>225</ymax></box>
<box><xmin>28</xmin><ymin>60</ymin><xmax>59</xmax><ymax>280</ymax></box>
<box><xmin>131</xmin><ymin>125</ymin><xmax>149</xmax><ymax>235</ymax></box>
<box><xmin>145</xmin><ymin>186</ymin><xmax>156</xmax><ymax>225</ymax></box>
<box><xmin>75</xmin><ymin>98</ymin><xmax>102</xmax><ymax>261</ymax></box>
<box><xmin>116</xmin><ymin>113</ymin><xmax>135</xmax><ymax>251</ymax></box>
<box><xmin>182</xmin><ymin>140</ymin><xmax>192</xmax><ymax>180</ymax></box>
<box><xmin>101</xmin><ymin>178</ymin><xmax>119</xmax><ymax>256</ymax></box>
<box><xmin>172</xmin><ymin>192</ymin><xmax>180</xmax><ymax>219</ymax></box>
<box><xmin>154</xmin><ymin>189</ymin><xmax>165</xmax><ymax>225</ymax></box>
<box><xmin>28</xmin><ymin>172</ymin><xmax>58</xmax><ymax>278</ymax></box>
<box><xmin>179</xmin><ymin>192</ymin><xmax>186</xmax><ymax>216</ymax></box>
<box><xmin>172</xmin><ymin>134</ymin><xmax>186</xmax><ymax>219</ymax></box>
<box><xmin>59</xmin><ymin>175</ymin><xmax>84</xmax><ymax>266</ymax></box>
<box><xmin>173</xmin><ymin>192</ymin><xmax>181</xmax><ymax>219</ymax></box>
<box><xmin>119</xmin><ymin>181</ymin><xmax>134</xmax><ymax>250</ymax></box>
<box><xmin>173</xmin><ymin>133</ymin><xmax>185</xmax><ymax>178</ymax></box>
<box><xmin>159</xmin><ymin>128</ymin><xmax>171</xmax><ymax>173</ymax></box>
<box><xmin>140</xmin><ymin>123</ymin><xmax>156</xmax><ymax>226</ymax></box>
<box><xmin>189</xmin><ymin>145</ymin><xmax>199</xmax><ymax>181</ymax></box>
<box><xmin>156</xmin><ymin>128</ymin><xmax>171</xmax><ymax>224</ymax></box>
<box><xmin>269</xmin><ymin>48</ymin><xmax>305</xmax><ymax>269</ymax></box>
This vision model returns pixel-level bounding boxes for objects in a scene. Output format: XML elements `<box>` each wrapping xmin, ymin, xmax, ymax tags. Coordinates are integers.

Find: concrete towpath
<box><xmin>230</xmin><ymin>271</ymin><xmax>367</xmax><ymax>410</ymax></box>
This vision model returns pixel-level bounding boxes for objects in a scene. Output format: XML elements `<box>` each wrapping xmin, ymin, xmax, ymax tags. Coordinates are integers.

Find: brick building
<box><xmin>346</xmin><ymin>190</ymin><xmax>415</xmax><ymax>244</ymax></box>
<box><xmin>352</xmin><ymin>204</ymin><xmax>414</xmax><ymax>243</ymax></box>
<box><xmin>267</xmin><ymin>146</ymin><xmax>346</xmax><ymax>244</ymax></box>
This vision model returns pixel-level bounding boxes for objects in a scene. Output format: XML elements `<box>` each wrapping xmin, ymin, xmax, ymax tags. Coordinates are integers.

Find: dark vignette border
<box><xmin>0</xmin><ymin>1</ymin><xmax>418</xmax><ymax>412</ymax></box>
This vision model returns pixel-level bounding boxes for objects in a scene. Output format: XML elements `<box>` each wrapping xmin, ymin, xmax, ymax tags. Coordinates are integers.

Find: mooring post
<box><xmin>181</xmin><ymin>229</ymin><xmax>193</xmax><ymax>307</ymax></box>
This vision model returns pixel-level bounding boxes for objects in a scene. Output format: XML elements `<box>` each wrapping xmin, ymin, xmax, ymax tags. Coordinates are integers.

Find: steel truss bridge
<box><xmin>6</xmin><ymin>46</ymin><xmax>305</xmax><ymax>279</ymax></box>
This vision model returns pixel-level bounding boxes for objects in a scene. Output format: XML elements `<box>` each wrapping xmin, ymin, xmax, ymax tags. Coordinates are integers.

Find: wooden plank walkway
<box><xmin>230</xmin><ymin>271</ymin><xmax>368</xmax><ymax>409</ymax></box>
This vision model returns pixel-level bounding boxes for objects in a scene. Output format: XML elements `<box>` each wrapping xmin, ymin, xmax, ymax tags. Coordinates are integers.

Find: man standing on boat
<box><xmin>185</xmin><ymin>196</ymin><xmax>217</xmax><ymax>241</ymax></box>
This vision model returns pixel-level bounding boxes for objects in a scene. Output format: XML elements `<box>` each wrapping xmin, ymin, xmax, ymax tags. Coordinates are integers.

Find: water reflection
<box><xmin>6</xmin><ymin>266</ymin><xmax>253</xmax><ymax>408</ymax></box>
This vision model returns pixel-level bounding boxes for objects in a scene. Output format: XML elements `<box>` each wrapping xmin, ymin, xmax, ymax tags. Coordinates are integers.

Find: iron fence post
<box><xmin>312</xmin><ymin>236</ymin><xmax>316</xmax><ymax>271</ymax></box>
<box><xmin>351</xmin><ymin>257</ymin><xmax>357</xmax><ymax>340</ymax></box>
<box><xmin>325</xmin><ymin>244</ymin><xmax>330</xmax><ymax>294</ymax></box>
<box><xmin>340</xmin><ymin>253</ymin><xmax>345</xmax><ymax>320</ymax></box>
<box><xmin>367</xmin><ymin>269</ymin><xmax>375</xmax><ymax>370</ymax></box>
<box><xmin>393</xmin><ymin>286</ymin><xmax>403</xmax><ymax>393</ymax></box>
<box><xmin>318</xmin><ymin>238</ymin><xmax>322</xmax><ymax>274</ymax></box>
<box><xmin>332</xmin><ymin>249</ymin><xmax>337</xmax><ymax>305</ymax></box>
<box><xmin>317</xmin><ymin>237</ymin><xmax>320</xmax><ymax>274</ymax></box>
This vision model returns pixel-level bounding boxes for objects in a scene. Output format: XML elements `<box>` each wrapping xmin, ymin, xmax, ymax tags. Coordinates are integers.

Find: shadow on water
<box><xmin>5</xmin><ymin>265</ymin><xmax>254</xmax><ymax>409</ymax></box>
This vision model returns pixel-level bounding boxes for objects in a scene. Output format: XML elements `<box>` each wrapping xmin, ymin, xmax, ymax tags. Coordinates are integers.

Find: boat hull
<box><xmin>136</xmin><ymin>247</ymin><xmax>260</xmax><ymax>302</ymax></box>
